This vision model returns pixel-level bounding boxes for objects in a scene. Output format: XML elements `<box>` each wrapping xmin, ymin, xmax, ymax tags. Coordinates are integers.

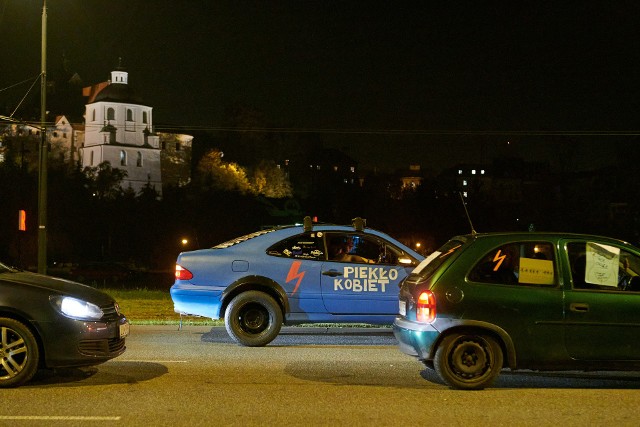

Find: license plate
<box><xmin>398</xmin><ymin>300</ymin><xmax>406</xmax><ymax>316</ymax></box>
<box><xmin>119</xmin><ymin>322</ymin><xmax>130</xmax><ymax>338</ymax></box>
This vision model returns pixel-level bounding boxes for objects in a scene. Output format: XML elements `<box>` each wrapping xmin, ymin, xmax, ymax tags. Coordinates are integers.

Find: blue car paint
<box><xmin>170</xmin><ymin>223</ymin><xmax>424</xmax><ymax>325</ymax></box>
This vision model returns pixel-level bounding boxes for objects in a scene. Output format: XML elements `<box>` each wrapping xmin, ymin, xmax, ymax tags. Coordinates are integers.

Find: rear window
<box><xmin>469</xmin><ymin>241</ymin><xmax>556</xmax><ymax>286</ymax></box>
<box><xmin>213</xmin><ymin>229</ymin><xmax>276</xmax><ymax>249</ymax></box>
<box><xmin>266</xmin><ymin>232</ymin><xmax>325</xmax><ymax>260</ymax></box>
<box><xmin>409</xmin><ymin>239</ymin><xmax>464</xmax><ymax>280</ymax></box>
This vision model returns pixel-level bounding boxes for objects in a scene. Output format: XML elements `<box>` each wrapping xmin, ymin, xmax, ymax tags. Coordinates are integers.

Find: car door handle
<box><xmin>322</xmin><ymin>270</ymin><xmax>343</xmax><ymax>277</ymax></box>
<box><xmin>569</xmin><ymin>303</ymin><xmax>589</xmax><ymax>313</ymax></box>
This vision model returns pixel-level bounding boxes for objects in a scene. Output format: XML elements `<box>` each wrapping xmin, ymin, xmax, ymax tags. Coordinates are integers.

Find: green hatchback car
<box><xmin>393</xmin><ymin>232</ymin><xmax>640</xmax><ymax>390</ymax></box>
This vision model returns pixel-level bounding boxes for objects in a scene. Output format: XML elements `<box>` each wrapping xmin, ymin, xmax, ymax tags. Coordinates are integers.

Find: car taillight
<box><xmin>175</xmin><ymin>265</ymin><xmax>193</xmax><ymax>280</ymax></box>
<box><xmin>416</xmin><ymin>290</ymin><xmax>436</xmax><ymax>323</ymax></box>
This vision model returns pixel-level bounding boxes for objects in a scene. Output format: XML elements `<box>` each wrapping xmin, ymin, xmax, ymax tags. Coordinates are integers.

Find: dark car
<box><xmin>0</xmin><ymin>262</ymin><xmax>129</xmax><ymax>387</ymax></box>
<box><xmin>171</xmin><ymin>217</ymin><xmax>423</xmax><ymax>346</ymax></box>
<box><xmin>393</xmin><ymin>232</ymin><xmax>640</xmax><ymax>390</ymax></box>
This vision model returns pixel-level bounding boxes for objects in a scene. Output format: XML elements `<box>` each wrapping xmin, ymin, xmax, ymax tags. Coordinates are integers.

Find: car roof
<box><xmin>450</xmin><ymin>231</ymin><xmax>637</xmax><ymax>248</ymax></box>
<box><xmin>213</xmin><ymin>223</ymin><xmax>401</xmax><ymax>249</ymax></box>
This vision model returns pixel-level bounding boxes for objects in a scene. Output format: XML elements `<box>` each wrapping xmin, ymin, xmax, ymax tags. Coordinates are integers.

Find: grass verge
<box><xmin>103</xmin><ymin>288</ymin><xmax>221</xmax><ymax>326</ymax></box>
<box><xmin>102</xmin><ymin>288</ymin><xmax>389</xmax><ymax>329</ymax></box>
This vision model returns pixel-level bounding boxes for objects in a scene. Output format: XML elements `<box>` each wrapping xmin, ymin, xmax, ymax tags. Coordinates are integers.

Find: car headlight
<box><xmin>50</xmin><ymin>296</ymin><xmax>104</xmax><ymax>320</ymax></box>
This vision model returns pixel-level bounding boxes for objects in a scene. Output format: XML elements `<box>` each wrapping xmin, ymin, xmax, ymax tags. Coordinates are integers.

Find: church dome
<box><xmin>91</xmin><ymin>82</ymin><xmax>146</xmax><ymax>105</ymax></box>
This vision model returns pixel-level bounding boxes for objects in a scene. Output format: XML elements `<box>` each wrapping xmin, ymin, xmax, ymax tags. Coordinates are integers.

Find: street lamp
<box><xmin>37</xmin><ymin>0</ymin><xmax>48</xmax><ymax>274</ymax></box>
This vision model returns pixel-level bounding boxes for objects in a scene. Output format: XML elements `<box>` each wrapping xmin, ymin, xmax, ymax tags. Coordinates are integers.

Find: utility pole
<box><xmin>37</xmin><ymin>0</ymin><xmax>48</xmax><ymax>274</ymax></box>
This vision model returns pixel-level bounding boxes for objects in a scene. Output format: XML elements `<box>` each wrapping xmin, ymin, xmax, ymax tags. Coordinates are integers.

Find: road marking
<box><xmin>0</xmin><ymin>416</ymin><xmax>120</xmax><ymax>421</ymax></box>
<box><xmin>118</xmin><ymin>359</ymin><xmax>188</xmax><ymax>363</ymax></box>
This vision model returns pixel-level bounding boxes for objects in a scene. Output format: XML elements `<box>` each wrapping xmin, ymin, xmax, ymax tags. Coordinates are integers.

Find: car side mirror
<box><xmin>398</xmin><ymin>256</ymin><xmax>413</xmax><ymax>266</ymax></box>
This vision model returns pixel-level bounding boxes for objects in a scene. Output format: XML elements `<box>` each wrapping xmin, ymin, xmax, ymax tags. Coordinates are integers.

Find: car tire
<box><xmin>433</xmin><ymin>332</ymin><xmax>503</xmax><ymax>390</ymax></box>
<box><xmin>0</xmin><ymin>317</ymin><xmax>40</xmax><ymax>388</ymax></box>
<box><xmin>225</xmin><ymin>291</ymin><xmax>283</xmax><ymax>347</ymax></box>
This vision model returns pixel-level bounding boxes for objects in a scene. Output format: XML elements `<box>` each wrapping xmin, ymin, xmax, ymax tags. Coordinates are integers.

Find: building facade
<box><xmin>82</xmin><ymin>67</ymin><xmax>162</xmax><ymax>196</ymax></box>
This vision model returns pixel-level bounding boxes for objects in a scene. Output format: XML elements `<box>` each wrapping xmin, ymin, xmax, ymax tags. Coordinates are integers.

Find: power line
<box><xmin>150</xmin><ymin>124</ymin><xmax>640</xmax><ymax>137</ymax></box>
<box><xmin>0</xmin><ymin>75</ymin><xmax>42</xmax><ymax>93</ymax></box>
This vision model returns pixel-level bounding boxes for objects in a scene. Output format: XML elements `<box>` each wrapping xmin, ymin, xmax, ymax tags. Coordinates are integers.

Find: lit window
<box><xmin>333</xmin><ymin>166</ymin><xmax>338</xmax><ymax>172</ymax></box>
<box><xmin>481</xmin><ymin>169</ymin><xmax>485</xmax><ymax>174</ymax></box>
<box><xmin>463</xmin><ymin>191</ymin><xmax>468</xmax><ymax>197</ymax></box>
<box><xmin>472</xmin><ymin>170</ymin><xmax>476</xmax><ymax>175</ymax></box>
<box><xmin>350</xmin><ymin>166</ymin><xmax>355</xmax><ymax>173</ymax></box>
<box><xmin>463</xmin><ymin>180</ymin><xmax>468</xmax><ymax>186</ymax></box>
<box><xmin>458</xmin><ymin>169</ymin><xmax>462</xmax><ymax>175</ymax></box>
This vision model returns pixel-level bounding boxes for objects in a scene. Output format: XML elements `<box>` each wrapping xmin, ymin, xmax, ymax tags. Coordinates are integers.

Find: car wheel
<box><xmin>0</xmin><ymin>317</ymin><xmax>40</xmax><ymax>388</ymax></box>
<box><xmin>225</xmin><ymin>291</ymin><xmax>283</xmax><ymax>347</ymax></box>
<box><xmin>433</xmin><ymin>333</ymin><xmax>503</xmax><ymax>390</ymax></box>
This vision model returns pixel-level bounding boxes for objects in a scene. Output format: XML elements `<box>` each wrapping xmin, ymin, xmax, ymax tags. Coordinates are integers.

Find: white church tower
<box><xmin>82</xmin><ymin>64</ymin><xmax>162</xmax><ymax>196</ymax></box>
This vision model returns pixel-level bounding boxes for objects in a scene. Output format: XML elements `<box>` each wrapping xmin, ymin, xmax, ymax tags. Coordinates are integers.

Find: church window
<box><xmin>127</xmin><ymin>109</ymin><xmax>133</xmax><ymax>121</ymax></box>
<box><xmin>137</xmin><ymin>152</ymin><xmax>143</xmax><ymax>167</ymax></box>
<box><xmin>90</xmin><ymin>151</ymin><xmax>94</xmax><ymax>166</ymax></box>
<box><xmin>143</xmin><ymin>111</ymin><xmax>148</xmax><ymax>124</ymax></box>
<box><xmin>120</xmin><ymin>150</ymin><xmax>127</xmax><ymax>166</ymax></box>
<box><xmin>176</xmin><ymin>143</ymin><xmax>181</xmax><ymax>151</ymax></box>
<box><xmin>107</xmin><ymin>107</ymin><xmax>115</xmax><ymax>121</ymax></box>
<box><xmin>92</xmin><ymin>109</ymin><xmax>96</xmax><ymax>121</ymax></box>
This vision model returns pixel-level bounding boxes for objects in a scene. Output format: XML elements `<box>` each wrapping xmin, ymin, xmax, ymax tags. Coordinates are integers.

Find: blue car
<box><xmin>170</xmin><ymin>217</ymin><xmax>423</xmax><ymax>346</ymax></box>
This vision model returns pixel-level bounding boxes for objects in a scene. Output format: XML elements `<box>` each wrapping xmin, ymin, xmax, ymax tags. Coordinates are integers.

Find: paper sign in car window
<box><xmin>518</xmin><ymin>257</ymin><xmax>554</xmax><ymax>285</ymax></box>
<box><xmin>585</xmin><ymin>242</ymin><xmax>620</xmax><ymax>287</ymax></box>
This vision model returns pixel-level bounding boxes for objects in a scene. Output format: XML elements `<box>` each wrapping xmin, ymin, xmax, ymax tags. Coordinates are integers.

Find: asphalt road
<box><xmin>1</xmin><ymin>325</ymin><xmax>639</xmax><ymax>426</ymax></box>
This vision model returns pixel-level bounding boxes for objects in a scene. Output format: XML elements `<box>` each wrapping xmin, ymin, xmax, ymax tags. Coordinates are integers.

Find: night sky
<box><xmin>1</xmin><ymin>1</ymin><xmax>639</xmax><ymax>172</ymax></box>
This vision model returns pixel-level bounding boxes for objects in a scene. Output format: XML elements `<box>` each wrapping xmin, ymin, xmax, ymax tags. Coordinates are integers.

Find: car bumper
<box><xmin>392</xmin><ymin>316</ymin><xmax>440</xmax><ymax>360</ymax></box>
<box><xmin>38</xmin><ymin>314</ymin><xmax>129</xmax><ymax>368</ymax></box>
<box><xmin>170</xmin><ymin>283</ymin><xmax>223</xmax><ymax>319</ymax></box>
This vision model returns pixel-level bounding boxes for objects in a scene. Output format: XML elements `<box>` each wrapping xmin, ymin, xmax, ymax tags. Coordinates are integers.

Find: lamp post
<box><xmin>37</xmin><ymin>0</ymin><xmax>48</xmax><ymax>274</ymax></box>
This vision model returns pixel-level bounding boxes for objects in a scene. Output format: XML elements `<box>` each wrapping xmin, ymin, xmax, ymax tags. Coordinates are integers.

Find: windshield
<box><xmin>410</xmin><ymin>239</ymin><xmax>464</xmax><ymax>280</ymax></box>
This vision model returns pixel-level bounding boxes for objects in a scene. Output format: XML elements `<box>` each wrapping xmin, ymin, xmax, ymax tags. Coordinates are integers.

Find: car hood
<box><xmin>0</xmin><ymin>270</ymin><xmax>116</xmax><ymax>305</ymax></box>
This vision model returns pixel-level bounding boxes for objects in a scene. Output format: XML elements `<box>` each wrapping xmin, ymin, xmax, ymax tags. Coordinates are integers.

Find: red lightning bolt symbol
<box><xmin>492</xmin><ymin>249</ymin><xmax>507</xmax><ymax>271</ymax></box>
<box><xmin>286</xmin><ymin>261</ymin><xmax>306</xmax><ymax>295</ymax></box>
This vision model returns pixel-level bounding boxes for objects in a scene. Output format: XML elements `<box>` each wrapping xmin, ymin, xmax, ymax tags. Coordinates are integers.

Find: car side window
<box><xmin>469</xmin><ymin>242</ymin><xmax>556</xmax><ymax>286</ymax></box>
<box><xmin>266</xmin><ymin>232</ymin><xmax>325</xmax><ymax>261</ymax></box>
<box><xmin>326</xmin><ymin>233</ymin><xmax>375</xmax><ymax>264</ymax></box>
<box><xmin>568</xmin><ymin>241</ymin><xmax>640</xmax><ymax>291</ymax></box>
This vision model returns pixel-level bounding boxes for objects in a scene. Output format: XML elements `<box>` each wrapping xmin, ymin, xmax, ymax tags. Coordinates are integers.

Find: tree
<box><xmin>82</xmin><ymin>161</ymin><xmax>127</xmax><ymax>200</ymax></box>
<box><xmin>196</xmin><ymin>149</ymin><xmax>253</xmax><ymax>194</ymax></box>
<box><xmin>251</xmin><ymin>160</ymin><xmax>293</xmax><ymax>198</ymax></box>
